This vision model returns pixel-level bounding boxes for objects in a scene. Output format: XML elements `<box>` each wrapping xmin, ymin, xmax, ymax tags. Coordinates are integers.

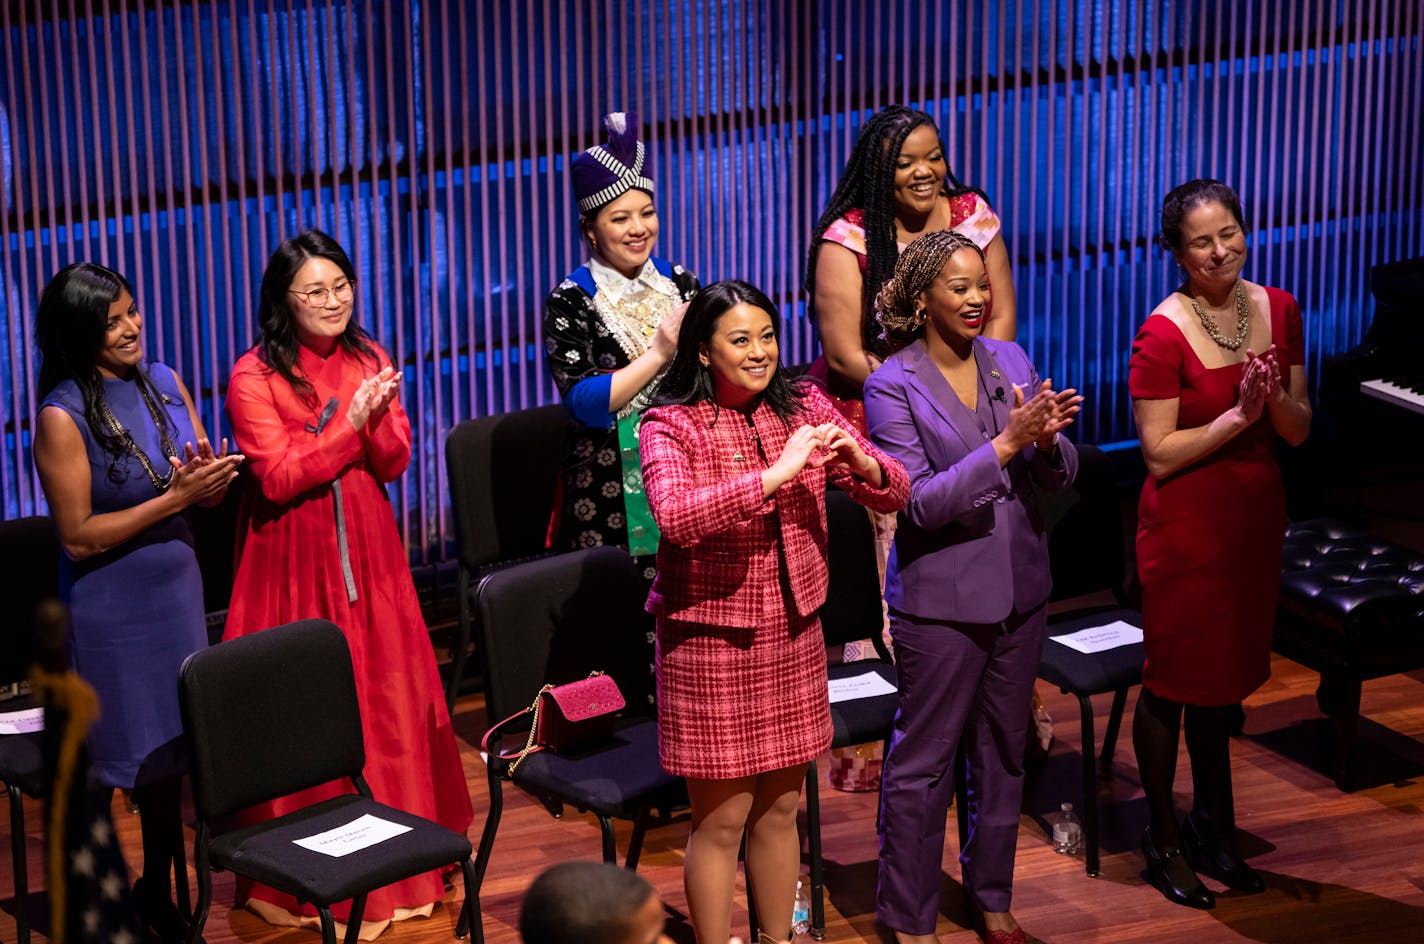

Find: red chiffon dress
<box><xmin>1128</xmin><ymin>286</ymin><xmax>1305</xmax><ymax>706</ymax></box>
<box><xmin>224</xmin><ymin>343</ymin><xmax>473</xmax><ymax>932</ymax></box>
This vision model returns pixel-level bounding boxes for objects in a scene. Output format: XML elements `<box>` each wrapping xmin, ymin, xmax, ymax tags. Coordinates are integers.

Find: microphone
<box><xmin>994</xmin><ymin>386</ymin><xmax>1006</xmax><ymax>403</ymax></box>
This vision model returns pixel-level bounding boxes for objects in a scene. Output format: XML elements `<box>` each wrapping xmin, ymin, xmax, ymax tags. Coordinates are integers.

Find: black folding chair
<box><xmin>474</xmin><ymin>546</ymin><xmax>685</xmax><ymax>887</ymax></box>
<box><xmin>1036</xmin><ymin>443</ymin><xmax>1145</xmax><ymax>877</ymax></box>
<box><xmin>444</xmin><ymin>405</ymin><xmax>568</xmax><ymax>712</ymax></box>
<box><xmin>178</xmin><ymin>619</ymin><xmax>479</xmax><ymax>944</ymax></box>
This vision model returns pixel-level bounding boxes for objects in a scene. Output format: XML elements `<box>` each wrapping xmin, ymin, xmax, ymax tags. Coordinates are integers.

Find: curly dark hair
<box><xmin>804</xmin><ymin>105</ymin><xmax>987</xmax><ymax>352</ymax></box>
<box><xmin>1157</xmin><ymin>178</ymin><xmax>1247</xmax><ymax>253</ymax></box>
<box><xmin>35</xmin><ymin>261</ymin><xmax>178</xmax><ymax>481</ymax></box>
<box><xmin>649</xmin><ymin>279</ymin><xmax>808</xmax><ymax>424</ymax></box>
<box><xmin>255</xmin><ymin>230</ymin><xmax>377</xmax><ymax>406</ymax></box>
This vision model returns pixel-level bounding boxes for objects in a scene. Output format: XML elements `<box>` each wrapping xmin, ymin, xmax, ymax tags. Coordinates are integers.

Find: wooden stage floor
<box><xmin>4</xmin><ymin>653</ymin><xmax>1424</xmax><ymax>944</ymax></box>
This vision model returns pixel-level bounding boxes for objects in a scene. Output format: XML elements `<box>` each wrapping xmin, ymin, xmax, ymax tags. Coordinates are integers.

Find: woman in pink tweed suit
<box><xmin>640</xmin><ymin>280</ymin><xmax>909</xmax><ymax>944</ymax></box>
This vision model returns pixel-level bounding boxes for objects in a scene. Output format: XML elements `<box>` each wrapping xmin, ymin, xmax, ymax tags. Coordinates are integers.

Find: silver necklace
<box><xmin>1189</xmin><ymin>282</ymin><xmax>1250</xmax><ymax>351</ymax></box>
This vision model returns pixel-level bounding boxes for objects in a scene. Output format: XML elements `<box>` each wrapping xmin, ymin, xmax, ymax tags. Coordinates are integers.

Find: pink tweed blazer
<box><xmin>640</xmin><ymin>384</ymin><xmax>910</xmax><ymax>628</ymax></box>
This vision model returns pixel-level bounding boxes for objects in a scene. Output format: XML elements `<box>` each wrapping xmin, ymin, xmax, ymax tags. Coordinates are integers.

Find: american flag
<box><xmin>37</xmin><ymin>667</ymin><xmax>143</xmax><ymax>944</ymax></box>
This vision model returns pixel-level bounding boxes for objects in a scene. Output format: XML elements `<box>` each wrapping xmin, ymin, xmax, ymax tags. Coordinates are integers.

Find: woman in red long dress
<box><xmin>640</xmin><ymin>280</ymin><xmax>909</xmax><ymax>944</ymax></box>
<box><xmin>1130</xmin><ymin>180</ymin><xmax>1311</xmax><ymax>911</ymax></box>
<box><xmin>224</xmin><ymin>230</ymin><xmax>472</xmax><ymax>938</ymax></box>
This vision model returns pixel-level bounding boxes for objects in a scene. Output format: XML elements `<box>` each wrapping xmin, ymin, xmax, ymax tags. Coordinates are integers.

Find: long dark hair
<box><xmin>256</xmin><ymin>230</ymin><xmax>376</xmax><ymax>406</ymax></box>
<box><xmin>649</xmin><ymin>280</ymin><xmax>807</xmax><ymax>423</ymax></box>
<box><xmin>35</xmin><ymin>262</ymin><xmax>177</xmax><ymax>476</ymax></box>
<box><xmin>804</xmin><ymin>106</ymin><xmax>986</xmax><ymax>341</ymax></box>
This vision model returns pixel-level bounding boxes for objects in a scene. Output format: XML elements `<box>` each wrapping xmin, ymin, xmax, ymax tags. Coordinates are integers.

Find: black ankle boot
<box><xmin>1182</xmin><ymin>812</ymin><xmax>1266</xmax><ymax>893</ymax></box>
<box><xmin>1142</xmin><ymin>827</ymin><xmax>1215</xmax><ymax>909</ymax></box>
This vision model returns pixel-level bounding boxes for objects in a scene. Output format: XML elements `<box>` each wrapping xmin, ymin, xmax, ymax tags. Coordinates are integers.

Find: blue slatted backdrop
<box><xmin>3</xmin><ymin>1</ymin><xmax>1421</xmax><ymax>558</ymax></box>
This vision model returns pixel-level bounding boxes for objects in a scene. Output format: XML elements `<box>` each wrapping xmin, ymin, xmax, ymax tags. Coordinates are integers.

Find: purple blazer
<box><xmin>863</xmin><ymin>337</ymin><xmax>1078</xmax><ymax>625</ymax></box>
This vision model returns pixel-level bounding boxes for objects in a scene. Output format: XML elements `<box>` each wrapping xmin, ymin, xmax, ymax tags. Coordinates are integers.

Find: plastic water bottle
<box><xmin>792</xmin><ymin>879</ymin><xmax>811</xmax><ymax>936</ymax></box>
<box><xmin>1052</xmin><ymin>802</ymin><xmax>1083</xmax><ymax>855</ymax></box>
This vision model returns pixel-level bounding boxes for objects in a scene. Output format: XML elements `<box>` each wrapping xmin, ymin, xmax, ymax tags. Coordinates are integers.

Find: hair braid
<box><xmin>875</xmin><ymin>231</ymin><xmax>984</xmax><ymax>346</ymax></box>
<box><xmin>805</xmin><ymin>105</ymin><xmax>990</xmax><ymax>355</ymax></box>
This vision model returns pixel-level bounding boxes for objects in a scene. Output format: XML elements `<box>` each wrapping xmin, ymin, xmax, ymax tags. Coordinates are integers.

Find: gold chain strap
<box><xmin>506</xmin><ymin>683</ymin><xmax>555</xmax><ymax>775</ymax></box>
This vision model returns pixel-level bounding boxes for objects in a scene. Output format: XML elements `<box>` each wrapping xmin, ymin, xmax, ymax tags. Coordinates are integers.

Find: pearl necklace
<box><xmin>1189</xmin><ymin>282</ymin><xmax>1250</xmax><ymax>351</ymax></box>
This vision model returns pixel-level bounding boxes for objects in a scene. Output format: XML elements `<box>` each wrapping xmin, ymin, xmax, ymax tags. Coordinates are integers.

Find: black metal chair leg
<box><xmin>598</xmin><ymin>815</ymin><xmax>617</xmax><ymax>864</ymax></box>
<box><xmin>342</xmin><ymin>892</ymin><xmax>369</xmax><ymax>944</ymax></box>
<box><xmin>1100</xmin><ymin>687</ymin><xmax>1129</xmax><ymax>774</ymax></box>
<box><xmin>625</xmin><ymin>810</ymin><xmax>649</xmax><ymax>871</ymax></box>
<box><xmin>804</xmin><ymin>760</ymin><xmax>826</xmax><ymax>940</ymax></box>
<box><xmin>187</xmin><ymin>831</ymin><xmax>213</xmax><ymax>944</ymax></box>
<box><xmin>474</xmin><ymin>766</ymin><xmax>504</xmax><ymax>888</ymax></box>
<box><xmin>456</xmin><ymin>857</ymin><xmax>482</xmax><ymax>943</ymax></box>
<box><xmin>9</xmin><ymin>784</ymin><xmax>30</xmax><ymax>944</ymax></box>
<box><xmin>317</xmin><ymin>904</ymin><xmax>338</xmax><ymax>944</ymax></box>
<box><xmin>1076</xmin><ymin>694</ymin><xmax>1101</xmax><ymax>877</ymax></box>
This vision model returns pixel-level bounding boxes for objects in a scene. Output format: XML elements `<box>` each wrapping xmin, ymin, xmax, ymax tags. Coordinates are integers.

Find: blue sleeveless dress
<box><xmin>41</xmin><ymin>364</ymin><xmax>207</xmax><ymax>789</ymax></box>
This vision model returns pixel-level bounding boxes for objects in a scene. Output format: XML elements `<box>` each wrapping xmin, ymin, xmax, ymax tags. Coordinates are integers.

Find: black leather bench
<box><xmin>1275</xmin><ymin>519</ymin><xmax>1424</xmax><ymax>790</ymax></box>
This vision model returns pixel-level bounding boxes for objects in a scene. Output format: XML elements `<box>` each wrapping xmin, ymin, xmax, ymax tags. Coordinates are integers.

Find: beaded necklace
<box><xmin>96</xmin><ymin>380</ymin><xmax>178</xmax><ymax>492</ymax></box>
<box><xmin>1188</xmin><ymin>281</ymin><xmax>1250</xmax><ymax>351</ymax></box>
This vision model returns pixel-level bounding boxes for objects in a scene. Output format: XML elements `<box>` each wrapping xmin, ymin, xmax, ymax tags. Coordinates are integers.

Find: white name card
<box><xmin>1049</xmin><ymin>620</ymin><xmax>1144</xmax><ymax>655</ymax></box>
<box><xmin>0</xmin><ymin>707</ymin><xmax>43</xmax><ymax>735</ymax></box>
<box><xmin>828</xmin><ymin>670</ymin><xmax>898</xmax><ymax>704</ymax></box>
<box><xmin>292</xmin><ymin>813</ymin><xmax>412</xmax><ymax>858</ymax></box>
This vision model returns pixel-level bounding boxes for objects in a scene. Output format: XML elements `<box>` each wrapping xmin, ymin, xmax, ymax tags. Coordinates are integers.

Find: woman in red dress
<box><xmin>1130</xmin><ymin>180</ymin><xmax>1311</xmax><ymax>909</ymax></box>
<box><xmin>224</xmin><ymin>230</ymin><xmax>472</xmax><ymax>938</ymax></box>
<box><xmin>639</xmin><ymin>280</ymin><xmax>909</xmax><ymax>944</ymax></box>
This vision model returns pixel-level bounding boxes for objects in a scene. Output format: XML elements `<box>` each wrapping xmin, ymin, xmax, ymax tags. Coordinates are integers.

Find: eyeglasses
<box><xmin>289</xmin><ymin>278</ymin><xmax>357</xmax><ymax>307</ymax></box>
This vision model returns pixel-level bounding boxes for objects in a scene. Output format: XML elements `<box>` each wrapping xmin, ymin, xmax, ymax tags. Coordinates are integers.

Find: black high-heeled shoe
<box><xmin>133</xmin><ymin>877</ymin><xmax>191</xmax><ymax>944</ymax></box>
<box><xmin>1142</xmin><ymin>827</ymin><xmax>1215</xmax><ymax>910</ymax></box>
<box><xmin>1181</xmin><ymin>812</ymin><xmax>1266</xmax><ymax>893</ymax></box>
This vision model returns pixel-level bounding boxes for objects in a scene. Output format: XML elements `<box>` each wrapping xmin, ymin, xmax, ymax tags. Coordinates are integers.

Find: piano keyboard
<box><xmin>1361</xmin><ymin>377</ymin><xmax>1424</xmax><ymax>415</ymax></box>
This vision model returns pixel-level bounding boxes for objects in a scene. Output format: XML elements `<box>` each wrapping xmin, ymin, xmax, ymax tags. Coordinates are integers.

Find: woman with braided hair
<box><xmin>864</xmin><ymin>231</ymin><xmax>1079</xmax><ymax>944</ymax></box>
<box><xmin>805</xmin><ymin>108</ymin><xmax>1036</xmax><ymax>782</ymax></box>
<box><xmin>806</xmin><ymin>105</ymin><xmax>1015</xmax><ymax>422</ymax></box>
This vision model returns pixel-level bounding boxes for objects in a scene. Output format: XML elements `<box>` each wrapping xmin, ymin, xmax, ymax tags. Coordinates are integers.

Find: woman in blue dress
<box><xmin>32</xmin><ymin>262</ymin><xmax>244</xmax><ymax>941</ymax></box>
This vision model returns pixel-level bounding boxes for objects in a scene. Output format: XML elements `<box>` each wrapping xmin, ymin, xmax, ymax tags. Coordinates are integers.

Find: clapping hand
<box><xmin>1235</xmin><ymin>353</ymin><xmax>1271</xmax><ymax>424</ymax></box>
<box><xmin>1244</xmin><ymin>345</ymin><xmax>1283</xmax><ymax>402</ymax></box>
<box><xmin>1034</xmin><ymin>383</ymin><xmax>1083</xmax><ymax>451</ymax></box>
<box><xmin>167</xmin><ymin>445</ymin><xmax>244</xmax><ymax>508</ymax></box>
<box><xmin>998</xmin><ymin>378</ymin><xmax>1083</xmax><ymax>459</ymax></box>
<box><xmin>347</xmin><ymin>366</ymin><xmax>402</xmax><ymax>430</ymax></box>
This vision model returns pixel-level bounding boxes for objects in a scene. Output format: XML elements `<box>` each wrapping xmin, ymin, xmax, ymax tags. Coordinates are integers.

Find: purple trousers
<box><xmin>876</xmin><ymin>604</ymin><xmax>1046</xmax><ymax>933</ymax></box>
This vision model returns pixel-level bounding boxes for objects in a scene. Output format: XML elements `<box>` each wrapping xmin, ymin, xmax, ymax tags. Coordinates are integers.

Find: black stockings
<box><xmin>1133</xmin><ymin>687</ymin><xmax>1239</xmax><ymax>848</ymax></box>
<box><xmin>132</xmin><ymin>776</ymin><xmax>184</xmax><ymax>897</ymax></box>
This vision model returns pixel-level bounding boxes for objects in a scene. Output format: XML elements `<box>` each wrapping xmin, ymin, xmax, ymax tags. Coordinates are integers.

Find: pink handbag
<box><xmin>481</xmin><ymin>672</ymin><xmax>625</xmax><ymax>773</ymax></box>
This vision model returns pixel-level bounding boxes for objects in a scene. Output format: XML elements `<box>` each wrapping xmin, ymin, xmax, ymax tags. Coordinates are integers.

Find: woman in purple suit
<box><xmin>863</xmin><ymin>232</ymin><xmax>1080</xmax><ymax>944</ymax></box>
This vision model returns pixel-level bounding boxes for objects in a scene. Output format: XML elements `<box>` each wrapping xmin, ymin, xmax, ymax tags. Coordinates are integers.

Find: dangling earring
<box><xmin>914</xmin><ymin>306</ymin><xmax>927</xmax><ymax>326</ymax></box>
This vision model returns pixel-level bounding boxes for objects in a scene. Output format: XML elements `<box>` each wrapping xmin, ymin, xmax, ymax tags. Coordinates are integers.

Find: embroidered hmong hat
<box><xmin>571</xmin><ymin>111</ymin><xmax>655</xmax><ymax>214</ymax></box>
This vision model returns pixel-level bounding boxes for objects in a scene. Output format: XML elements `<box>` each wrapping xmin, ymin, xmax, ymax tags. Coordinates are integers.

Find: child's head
<box><xmin>519</xmin><ymin>861</ymin><xmax>672</xmax><ymax>944</ymax></box>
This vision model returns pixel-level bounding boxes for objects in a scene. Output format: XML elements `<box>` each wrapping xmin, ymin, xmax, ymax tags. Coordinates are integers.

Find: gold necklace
<box><xmin>1189</xmin><ymin>282</ymin><xmax>1251</xmax><ymax>351</ymax></box>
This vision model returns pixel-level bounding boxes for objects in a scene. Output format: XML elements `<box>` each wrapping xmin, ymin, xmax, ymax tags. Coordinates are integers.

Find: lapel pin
<box><xmin>989</xmin><ymin>368</ymin><xmax>1001</xmax><ymax>379</ymax></box>
<box><xmin>732</xmin><ymin>450</ymin><xmax>746</xmax><ymax>462</ymax></box>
